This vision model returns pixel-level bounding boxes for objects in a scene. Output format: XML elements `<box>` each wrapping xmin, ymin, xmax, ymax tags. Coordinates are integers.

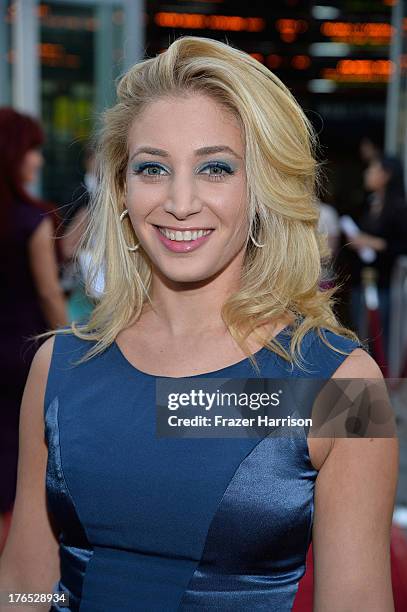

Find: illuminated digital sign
<box><xmin>154</xmin><ymin>13</ymin><xmax>265</xmax><ymax>32</ymax></box>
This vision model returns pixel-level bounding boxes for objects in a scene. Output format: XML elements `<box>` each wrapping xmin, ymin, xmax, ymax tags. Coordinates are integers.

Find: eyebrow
<box><xmin>130</xmin><ymin>145</ymin><xmax>242</xmax><ymax>162</ymax></box>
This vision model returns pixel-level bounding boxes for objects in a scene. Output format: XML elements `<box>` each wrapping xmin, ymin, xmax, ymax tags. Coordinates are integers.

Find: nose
<box><xmin>163</xmin><ymin>170</ymin><xmax>203</xmax><ymax>219</ymax></box>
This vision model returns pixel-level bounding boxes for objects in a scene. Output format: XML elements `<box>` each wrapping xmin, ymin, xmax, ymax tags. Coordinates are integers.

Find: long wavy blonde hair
<box><xmin>33</xmin><ymin>35</ymin><xmax>359</xmax><ymax>372</ymax></box>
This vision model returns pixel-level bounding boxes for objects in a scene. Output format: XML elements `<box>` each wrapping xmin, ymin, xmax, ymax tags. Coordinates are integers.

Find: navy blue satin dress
<box><xmin>44</xmin><ymin>326</ymin><xmax>361</xmax><ymax>611</ymax></box>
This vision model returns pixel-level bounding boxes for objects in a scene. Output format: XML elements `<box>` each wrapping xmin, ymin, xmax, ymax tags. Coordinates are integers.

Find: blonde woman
<box><xmin>0</xmin><ymin>37</ymin><xmax>398</xmax><ymax>611</ymax></box>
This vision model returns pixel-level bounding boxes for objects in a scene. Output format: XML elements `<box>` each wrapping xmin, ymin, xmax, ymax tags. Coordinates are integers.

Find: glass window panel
<box><xmin>39</xmin><ymin>2</ymin><xmax>124</xmax><ymax>215</ymax></box>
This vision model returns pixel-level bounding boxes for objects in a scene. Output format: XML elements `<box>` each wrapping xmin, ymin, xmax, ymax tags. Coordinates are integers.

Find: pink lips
<box><xmin>154</xmin><ymin>226</ymin><xmax>214</xmax><ymax>253</ymax></box>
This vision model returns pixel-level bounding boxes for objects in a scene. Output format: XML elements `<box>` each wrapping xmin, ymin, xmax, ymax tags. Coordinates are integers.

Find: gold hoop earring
<box><xmin>249</xmin><ymin>227</ymin><xmax>265</xmax><ymax>248</ymax></box>
<box><xmin>119</xmin><ymin>209</ymin><xmax>140</xmax><ymax>252</ymax></box>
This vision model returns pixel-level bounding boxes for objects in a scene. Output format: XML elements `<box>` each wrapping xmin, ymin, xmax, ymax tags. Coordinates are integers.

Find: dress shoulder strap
<box><xmin>272</xmin><ymin>327</ymin><xmax>365</xmax><ymax>378</ymax></box>
<box><xmin>264</xmin><ymin>328</ymin><xmax>365</xmax><ymax>429</ymax></box>
<box><xmin>44</xmin><ymin>329</ymin><xmax>96</xmax><ymax>411</ymax></box>
<box><xmin>301</xmin><ymin>328</ymin><xmax>364</xmax><ymax>377</ymax></box>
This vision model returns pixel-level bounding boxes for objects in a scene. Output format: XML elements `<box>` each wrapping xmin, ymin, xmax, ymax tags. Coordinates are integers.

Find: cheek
<box><xmin>20</xmin><ymin>161</ymin><xmax>31</xmax><ymax>182</ymax></box>
<box><xmin>28</xmin><ymin>160</ymin><xmax>37</xmax><ymax>175</ymax></box>
<box><xmin>222</xmin><ymin>185</ymin><xmax>248</xmax><ymax>226</ymax></box>
<box><xmin>126</xmin><ymin>182</ymin><xmax>163</xmax><ymax>212</ymax></box>
<box><xmin>209</xmin><ymin>177</ymin><xmax>246</xmax><ymax>210</ymax></box>
<box><xmin>22</xmin><ymin>155</ymin><xmax>39</xmax><ymax>179</ymax></box>
<box><xmin>365</xmin><ymin>170</ymin><xmax>375</xmax><ymax>187</ymax></box>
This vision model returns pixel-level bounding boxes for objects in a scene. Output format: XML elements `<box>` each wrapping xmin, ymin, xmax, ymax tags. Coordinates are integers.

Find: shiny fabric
<box><xmin>44</xmin><ymin>327</ymin><xmax>361</xmax><ymax>611</ymax></box>
<box><xmin>45</xmin><ymin>396</ymin><xmax>93</xmax><ymax>610</ymax></box>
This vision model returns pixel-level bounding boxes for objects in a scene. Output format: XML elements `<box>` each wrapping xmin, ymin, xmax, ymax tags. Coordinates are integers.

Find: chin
<box><xmin>167</xmin><ymin>273</ymin><xmax>214</xmax><ymax>284</ymax></box>
<box><xmin>159</xmin><ymin>266</ymin><xmax>219</xmax><ymax>285</ymax></box>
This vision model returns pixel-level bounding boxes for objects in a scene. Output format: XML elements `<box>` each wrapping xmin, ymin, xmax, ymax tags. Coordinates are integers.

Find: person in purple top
<box><xmin>0</xmin><ymin>108</ymin><xmax>68</xmax><ymax>544</ymax></box>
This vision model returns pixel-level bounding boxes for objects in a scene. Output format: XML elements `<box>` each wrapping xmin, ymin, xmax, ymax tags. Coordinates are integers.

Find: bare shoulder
<box><xmin>23</xmin><ymin>336</ymin><xmax>57</xmax><ymax>398</ymax></box>
<box><xmin>18</xmin><ymin>335</ymin><xmax>57</xmax><ymax>433</ymax></box>
<box><xmin>32</xmin><ymin>335</ymin><xmax>56</xmax><ymax>370</ymax></box>
<box><xmin>332</xmin><ymin>347</ymin><xmax>383</xmax><ymax>379</ymax></box>
<box><xmin>28</xmin><ymin>214</ymin><xmax>53</xmax><ymax>244</ymax></box>
<box><xmin>19</xmin><ymin>334</ymin><xmax>57</xmax><ymax>436</ymax></box>
<box><xmin>317</xmin><ymin>344</ymin><xmax>398</xmax><ymax>478</ymax></box>
<box><xmin>308</xmin><ymin>348</ymin><xmax>387</xmax><ymax>471</ymax></box>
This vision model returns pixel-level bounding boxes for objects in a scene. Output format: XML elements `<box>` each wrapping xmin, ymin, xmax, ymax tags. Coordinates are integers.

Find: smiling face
<box><xmin>125</xmin><ymin>93</ymin><xmax>249</xmax><ymax>284</ymax></box>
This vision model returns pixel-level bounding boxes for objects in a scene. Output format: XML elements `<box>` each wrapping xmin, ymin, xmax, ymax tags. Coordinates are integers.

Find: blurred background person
<box><xmin>345</xmin><ymin>154</ymin><xmax>407</xmax><ymax>360</ymax></box>
<box><xmin>317</xmin><ymin>198</ymin><xmax>340</xmax><ymax>293</ymax></box>
<box><xmin>333</xmin><ymin>135</ymin><xmax>384</xmax><ymax>330</ymax></box>
<box><xmin>61</xmin><ymin>145</ymin><xmax>98</xmax><ymax>323</ymax></box>
<box><xmin>0</xmin><ymin>107</ymin><xmax>68</xmax><ymax>549</ymax></box>
<box><xmin>317</xmin><ymin>198</ymin><xmax>341</xmax><ymax>257</ymax></box>
<box><xmin>359</xmin><ymin>135</ymin><xmax>381</xmax><ymax>167</ymax></box>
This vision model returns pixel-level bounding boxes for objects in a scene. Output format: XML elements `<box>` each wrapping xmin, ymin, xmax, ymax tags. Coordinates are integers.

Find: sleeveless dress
<box><xmin>44</xmin><ymin>326</ymin><xmax>361</xmax><ymax>611</ymax></box>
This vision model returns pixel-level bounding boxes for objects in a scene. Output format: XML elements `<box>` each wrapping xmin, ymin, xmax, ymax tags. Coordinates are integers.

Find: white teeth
<box><xmin>158</xmin><ymin>227</ymin><xmax>212</xmax><ymax>241</ymax></box>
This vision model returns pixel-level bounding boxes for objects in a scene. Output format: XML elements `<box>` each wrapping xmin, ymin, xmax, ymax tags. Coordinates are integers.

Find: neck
<box><xmin>142</xmin><ymin>251</ymin><xmax>245</xmax><ymax>338</ymax></box>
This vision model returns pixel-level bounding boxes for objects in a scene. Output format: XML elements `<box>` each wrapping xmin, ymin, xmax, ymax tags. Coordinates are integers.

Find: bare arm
<box><xmin>312</xmin><ymin>349</ymin><xmax>398</xmax><ymax>611</ymax></box>
<box><xmin>28</xmin><ymin>218</ymin><xmax>68</xmax><ymax>329</ymax></box>
<box><xmin>60</xmin><ymin>206</ymin><xmax>88</xmax><ymax>261</ymax></box>
<box><xmin>0</xmin><ymin>337</ymin><xmax>61</xmax><ymax>611</ymax></box>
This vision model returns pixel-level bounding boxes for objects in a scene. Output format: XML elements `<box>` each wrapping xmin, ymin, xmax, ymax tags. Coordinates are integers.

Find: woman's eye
<box><xmin>132</xmin><ymin>163</ymin><xmax>168</xmax><ymax>177</ymax></box>
<box><xmin>200</xmin><ymin>162</ymin><xmax>234</xmax><ymax>180</ymax></box>
<box><xmin>131</xmin><ymin>161</ymin><xmax>235</xmax><ymax>181</ymax></box>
